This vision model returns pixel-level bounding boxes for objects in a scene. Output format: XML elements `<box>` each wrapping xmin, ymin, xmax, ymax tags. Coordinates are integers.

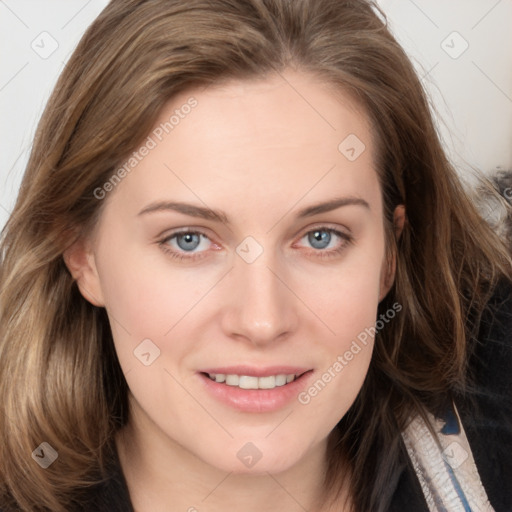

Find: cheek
<box><xmin>303</xmin><ymin>240</ymin><xmax>385</xmax><ymax>344</ymax></box>
<box><xmin>297</xmin><ymin>234</ymin><xmax>385</xmax><ymax>399</ymax></box>
<box><xmin>296</xmin><ymin>277</ymin><xmax>381</xmax><ymax>423</ymax></box>
<box><xmin>95</xmin><ymin>225</ymin><xmax>211</xmax><ymax>327</ymax></box>
<box><xmin>94</xmin><ymin>239</ymin><xmax>213</xmax><ymax>373</ymax></box>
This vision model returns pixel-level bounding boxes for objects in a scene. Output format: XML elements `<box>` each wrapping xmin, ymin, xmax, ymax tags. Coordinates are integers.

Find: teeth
<box><xmin>207</xmin><ymin>373</ymin><xmax>298</xmax><ymax>389</ymax></box>
<box><xmin>225</xmin><ymin>374</ymin><xmax>239</xmax><ymax>386</ymax></box>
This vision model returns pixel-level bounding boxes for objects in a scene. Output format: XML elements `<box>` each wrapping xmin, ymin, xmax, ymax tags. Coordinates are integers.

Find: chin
<box><xmin>201</xmin><ymin>442</ymin><xmax>304</xmax><ymax>475</ymax></box>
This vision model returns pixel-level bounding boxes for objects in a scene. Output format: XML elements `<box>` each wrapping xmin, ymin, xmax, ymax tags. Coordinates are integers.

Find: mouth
<box><xmin>197</xmin><ymin>367</ymin><xmax>314</xmax><ymax>413</ymax></box>
<box><xmin>200</xmin><ymin>370</ymin><xmax>309</xmax><ymax>390</ymax></box>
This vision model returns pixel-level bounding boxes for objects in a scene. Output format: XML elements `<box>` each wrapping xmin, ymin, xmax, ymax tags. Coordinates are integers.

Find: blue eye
<box><xmin>175</xmin><ymin>232</ymin><xmax>202</xmax><ymax>251</ymax></box>
<box><xmin>160</xmin><ymin>230</ymin><xmax>212</xmax><ymax>261</ymax></box>
<box><xmin>308</xmin><ymin>229</ymin><xmax>333</xmax><ymax>249</ymax></box>
<box><xmin>298</xmin><ymin>228</ymin><xmax>352</xmax><ymax>259</ymax></box>
<box><xmin>159</xmin><ymin>226</ymin><xmax>352</xmax><ymax>262</ymax></box>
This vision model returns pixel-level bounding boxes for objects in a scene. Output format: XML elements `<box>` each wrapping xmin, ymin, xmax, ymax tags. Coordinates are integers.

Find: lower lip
<box><xmin>197</xmin><ymin>371</ymin><xmax>314</xmax><ymax>413</ymax></box>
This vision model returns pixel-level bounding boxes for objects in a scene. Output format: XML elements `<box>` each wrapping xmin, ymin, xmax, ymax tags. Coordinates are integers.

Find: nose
<box><xmin>220</xmin><ymin>252</ymin><xmax>299</xmax><ymax>347</ymax></box>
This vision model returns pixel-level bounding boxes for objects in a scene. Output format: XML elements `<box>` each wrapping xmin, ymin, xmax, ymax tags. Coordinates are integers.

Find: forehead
<box><xmin>158</xmin><ymin>71</ymin><xmax>372</xmax><ymax>166</ymax></box>
<box><xmin>105</xmin><ymin>69</ymin><xmax>380</xmax><ymax>219</ymax></box>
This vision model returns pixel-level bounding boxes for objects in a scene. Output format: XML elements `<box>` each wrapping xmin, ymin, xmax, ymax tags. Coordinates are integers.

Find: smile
<box><xmin>198</xmin><ymin>369</ymin><xmax>314</xmax><ymax>413</ymax></box>
<box><xmin>205</xmin><ymin>373</ymin><xmax>300</xmax><ymax>389</ymax></box>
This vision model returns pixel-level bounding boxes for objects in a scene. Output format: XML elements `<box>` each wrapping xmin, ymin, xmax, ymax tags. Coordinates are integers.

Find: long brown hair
<box><xmin>1</xmin><ymin>1</ymin><xmax>511</xmax><ymax>510</ymax></box>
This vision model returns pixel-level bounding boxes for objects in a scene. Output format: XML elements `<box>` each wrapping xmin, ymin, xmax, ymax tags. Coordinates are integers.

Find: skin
<box><xmin>65</xmin><ymin>69</ymin><xmax>405</xmax><ymax>512</ymax></box>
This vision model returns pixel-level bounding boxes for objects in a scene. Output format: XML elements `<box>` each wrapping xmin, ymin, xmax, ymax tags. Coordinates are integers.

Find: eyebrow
<box><xmin>137</xmin><ymin>196</ymin><xmax>370</xmax><ymax>224</ymax></box>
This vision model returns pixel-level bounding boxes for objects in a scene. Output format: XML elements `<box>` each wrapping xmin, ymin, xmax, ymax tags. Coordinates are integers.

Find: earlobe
<box><xmin>63</xmin><ymin>239</ymin><xmax>105</xmax><ymax>307</ymax></box>
<box><xmin>393</xmin><ymin>204</ymin><xmax>406</xmax><ymax>240</ymax></box>
<box><xmin>379</xmin><ymin>253</ymin><xmax>396</xmax><ymax>302</ymax></box>
<box><xmin>379</xmin><ymin>204</ymin><xmax>406</xmax><ymax>301</ymax></box>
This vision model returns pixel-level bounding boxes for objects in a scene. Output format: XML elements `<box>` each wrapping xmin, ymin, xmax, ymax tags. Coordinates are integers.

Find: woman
<box><xmin>0</xmin><ymin>0</ymin><xmax>511</xmax><ymax>511</ymax></box>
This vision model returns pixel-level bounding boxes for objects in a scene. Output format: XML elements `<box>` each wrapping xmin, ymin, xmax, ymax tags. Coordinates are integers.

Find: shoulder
<box><xmin>466</xmin><ymin>278</ymin><xmax>512</xmax><ymax>412</ymax></box>
<box><xmin>389</xmin><ymin>279</ymin><xmax>512</xmax><ymax>511</ymax></box>
<box><xmin>457</xmin><ymin>278</ymin><xmax>512</xmax><ymax>510</ymax></box>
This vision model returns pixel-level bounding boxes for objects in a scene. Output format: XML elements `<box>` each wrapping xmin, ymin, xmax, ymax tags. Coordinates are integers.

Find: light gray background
<box><xmin>1</xmin><ymin>0</ymin><xmax>511</xmax><ymax>231</ymax></box>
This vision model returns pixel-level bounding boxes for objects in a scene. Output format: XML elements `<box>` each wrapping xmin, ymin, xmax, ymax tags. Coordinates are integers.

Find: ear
<box><xmin>379</xmin><ymin>205</ymin><xmax>405</xmax><ymax>301</ymax></box>
<box><xmin>63</xmin><ymin>238</ymin><xmax>105</xmax><ymax>307</ymax></box>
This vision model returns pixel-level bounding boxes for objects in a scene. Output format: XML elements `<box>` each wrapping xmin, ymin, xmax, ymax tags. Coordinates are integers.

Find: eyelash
<box><xmin>158</xmin><ymin>226</ymin><xmax>353</xmax><ymax>262</ymax></box>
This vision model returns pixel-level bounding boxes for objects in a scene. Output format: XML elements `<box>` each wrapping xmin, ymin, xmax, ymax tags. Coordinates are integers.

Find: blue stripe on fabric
<box><xmin>443</xmin><ymin>460</ymin><xmax>473</xmax><ymax>512</ymax></box>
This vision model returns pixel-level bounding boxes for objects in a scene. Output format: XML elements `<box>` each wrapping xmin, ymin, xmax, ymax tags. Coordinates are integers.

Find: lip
<box><xmin>197</xmin><ymin>367</ymin><xmax>314</xmax><ymax>413</ymax></box>
<box><xmin>199</xmin><ymin>365</ymin><xmax>311</xmax><ymax>377</ymax></box>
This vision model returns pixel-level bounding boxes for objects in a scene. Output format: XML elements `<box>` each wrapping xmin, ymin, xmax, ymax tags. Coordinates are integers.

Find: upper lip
<box><xmin>199</xmin><ymin>365</ymin><xmax>312</xmax><ymax>377</ymax></box>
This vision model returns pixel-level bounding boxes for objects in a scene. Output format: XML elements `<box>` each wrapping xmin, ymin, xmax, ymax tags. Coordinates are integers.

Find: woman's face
<box><xmin>72</xmin><ymin>70</ymin><xmax>399</xmax><ymax>474</ymax></box>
